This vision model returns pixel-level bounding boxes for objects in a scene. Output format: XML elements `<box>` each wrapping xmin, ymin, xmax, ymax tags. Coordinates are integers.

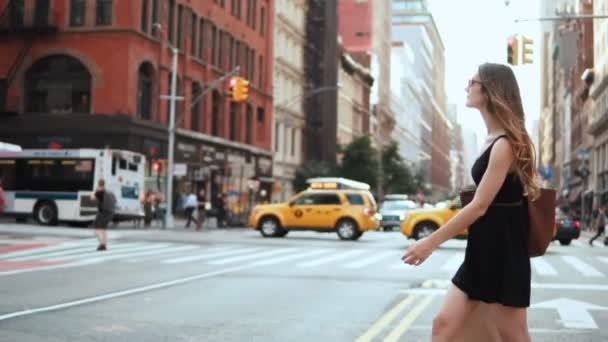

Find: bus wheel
<box><xmin>34</xmin><ymin>201</ymin><xmax>58</xmax><ymax>226</ymax></box>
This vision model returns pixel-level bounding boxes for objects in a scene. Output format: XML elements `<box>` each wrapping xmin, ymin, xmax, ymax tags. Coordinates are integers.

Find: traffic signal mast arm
<box><xmin>176</xmin><ymin>66</ymin><xmax>241</xmax><ymax>127</ymax></box>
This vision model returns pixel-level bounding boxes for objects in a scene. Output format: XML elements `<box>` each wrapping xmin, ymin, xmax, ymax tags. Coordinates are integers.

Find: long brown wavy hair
<box><xmin>478</xmin><ymin>63</ymin><xmax>540</xmax><ymax>199</ymax></box>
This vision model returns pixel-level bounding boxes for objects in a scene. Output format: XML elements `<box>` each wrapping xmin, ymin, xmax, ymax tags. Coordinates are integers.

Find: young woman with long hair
<box><xmin>402</xmin><ymin>63</ymin><xmax>539</xmax><ymax>342</ymax></box>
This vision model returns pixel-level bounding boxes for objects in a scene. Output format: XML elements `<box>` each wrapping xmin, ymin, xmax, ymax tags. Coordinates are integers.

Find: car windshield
<box><xmin>381</xmin><ymin>200</ymin><xmax>417</xmax><ymax>211</ymax></box>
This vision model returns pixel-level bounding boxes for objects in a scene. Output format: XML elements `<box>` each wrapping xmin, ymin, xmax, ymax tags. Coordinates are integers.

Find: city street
<box><xmin>0</xmin><ymin>223</ymin><xmax>607</xmax><ymax>341</ymax></box>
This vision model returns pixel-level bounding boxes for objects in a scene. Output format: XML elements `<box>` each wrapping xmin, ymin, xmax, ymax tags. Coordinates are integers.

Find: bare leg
<box><xmin>488</xmin><ymin>304</ymin><xmax>530</xmax><ymax>342</ymax></box>
<box><xmin>432</xmin><ymin>285</ymin><xmax>480</xmax><ymax>342</ymax></box>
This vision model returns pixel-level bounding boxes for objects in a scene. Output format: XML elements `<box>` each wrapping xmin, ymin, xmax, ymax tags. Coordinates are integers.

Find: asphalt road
<box><xmin>0</xmin><ymin>223</ymin><xmax>607</xmax><ymax>341</ymax></box>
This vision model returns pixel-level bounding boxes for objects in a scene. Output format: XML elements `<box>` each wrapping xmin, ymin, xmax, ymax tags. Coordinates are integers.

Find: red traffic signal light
<box><xmin>507</xmin><ymin>35</ymin><xmax>519</xmax><ymax>66</ymax></box>
<box><xmin>153</xmin><ymin>161</ymin><xmax>162</xmax><ymax>173</ymax></box>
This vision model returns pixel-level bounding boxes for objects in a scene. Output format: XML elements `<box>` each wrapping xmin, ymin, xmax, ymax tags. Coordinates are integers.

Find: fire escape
<box><xmin>0</xmin><ymin>0</ymin><xmax>58</xmax><ymax>114</ymax></box>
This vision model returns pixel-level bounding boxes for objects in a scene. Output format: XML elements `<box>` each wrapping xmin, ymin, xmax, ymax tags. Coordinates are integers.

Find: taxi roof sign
<box><xmin>306</xmin><ymin>177</ymin><xmax>370</xmax><ymax>191</ymax></box>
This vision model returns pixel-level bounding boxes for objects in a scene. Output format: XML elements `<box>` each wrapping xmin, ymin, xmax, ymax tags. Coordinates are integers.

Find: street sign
<box><xmin>531</xmin><ymin>297</ymin><xmax>608</xmax><ymax>329</ymax></box>
<box><xmin>173</xmin><ymin>163</ymin><xmax>187</xmax><ymax>176</ymax></box>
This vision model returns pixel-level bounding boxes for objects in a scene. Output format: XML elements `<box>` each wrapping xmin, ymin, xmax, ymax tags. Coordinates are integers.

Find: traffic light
<box><xmin>507</xmin><ymin>35</ymin><xmax>519</xmax><ymax>65</ymax></box>
<box><xmin>152</xmin><ymin>160</ymin><xmax>163</xmax><ymax>173</ymax></box>
<box><xmin>522</xmin><ymin>36</ymin><xmax>534</xmax><ymax>64</ymax></box>
<box><xmin>228</xmin><ymin>77</ymin><xmax>249</xmax><ymax>102</ymax></box>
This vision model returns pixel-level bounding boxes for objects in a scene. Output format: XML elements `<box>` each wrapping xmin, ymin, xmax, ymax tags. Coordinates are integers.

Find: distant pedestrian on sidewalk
<box><xmin>402</xmin><ymin>63</ymin><xmax>536</xmax><ymax>341</ymax></box>
<box><xmin>184</xmin><ymin>190</ymin><xmax>199</xmax><ymax>228</ymax></box>
<box><xmin>589</xmin><ymin>206</ymin><xmax>606</xmax><ymax>246</ymax></box>
<box><xmin>93</xmin><ymin>179</ymin><xmax>116</xmax><ymax>251</ymax></box>
<box><xmin>196</xmin><ymin>188</ymin><xmax>207</xmax><ymax>231</ymax></box>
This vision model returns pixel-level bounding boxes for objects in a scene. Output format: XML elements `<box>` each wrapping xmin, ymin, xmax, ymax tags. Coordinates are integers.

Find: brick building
<box><xmin>0</xmin><ymin>0</ymin><xmax>275</xmax><ymax>216</ymax></box>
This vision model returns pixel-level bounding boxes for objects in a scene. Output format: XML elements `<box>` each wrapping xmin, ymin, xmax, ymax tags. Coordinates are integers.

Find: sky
<box><xmin>427</xmin><ymin>0</ymin><xmax>543</xmax><ymax>149</ymax></box>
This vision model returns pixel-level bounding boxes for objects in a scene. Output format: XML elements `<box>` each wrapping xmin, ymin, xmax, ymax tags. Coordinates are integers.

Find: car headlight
<box><xmin>399</xmin><ymin>214</ymin><xmax>405</xmax><ymax>221</ymax></box>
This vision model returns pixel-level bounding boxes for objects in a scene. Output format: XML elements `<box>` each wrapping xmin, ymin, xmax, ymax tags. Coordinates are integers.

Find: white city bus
<box><xmin>0</xmin><ymin>149</ymin><xmax>145</xmax><ymax>225</ymax></box>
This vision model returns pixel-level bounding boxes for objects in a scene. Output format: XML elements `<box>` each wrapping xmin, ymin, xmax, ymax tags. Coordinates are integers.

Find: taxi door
<box><xmin>283</xmin><ymin>193</ymin><xmax>318</xmax><ymax>228</ymax></box>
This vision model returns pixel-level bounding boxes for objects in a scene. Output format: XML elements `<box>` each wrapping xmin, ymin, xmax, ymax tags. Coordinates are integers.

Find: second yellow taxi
<box><xmin>400</xmin><ymin>197</ymin><xmax>468</xmax><ymax>240</ymax></box>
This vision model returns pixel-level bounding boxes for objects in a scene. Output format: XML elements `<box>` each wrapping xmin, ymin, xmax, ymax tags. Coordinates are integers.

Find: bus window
<box><xmin>128</xmin><ymin>162</ymin><xmax>138</xmax><ymax>172</ymax></box>
<box><xmin>119</xmin><ymin>158</ymin><xmax>127</xmax><ymax>170</ymax></box>
<box><xmin>60</xmin><ymin>159</ymin><xmax>95</xmax><ymax>191</ymax></box>
<box><xmin>0</xmin><ymin>159</ymin><xmax>16</xmax><ymax>190</ymax></box>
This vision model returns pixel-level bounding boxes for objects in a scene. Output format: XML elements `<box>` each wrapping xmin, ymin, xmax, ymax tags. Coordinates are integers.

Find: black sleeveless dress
<box><xmin>452</xmin><ymin>135</ymin><xmax>531</xmax><ymax>308</ymax></box>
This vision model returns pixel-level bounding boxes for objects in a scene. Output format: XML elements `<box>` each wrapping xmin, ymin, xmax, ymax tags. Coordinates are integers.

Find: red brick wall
<box><xmin>338</xmin><ymin>0</ymin><xmax>372</xmax><ymax>52</ymax></box>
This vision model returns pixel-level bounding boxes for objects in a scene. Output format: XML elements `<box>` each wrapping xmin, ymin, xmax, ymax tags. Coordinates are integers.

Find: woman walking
<box><xmin>403</xmin><ymin>63</ymin><xmax>538</xmax><ymax>342</ymax></box>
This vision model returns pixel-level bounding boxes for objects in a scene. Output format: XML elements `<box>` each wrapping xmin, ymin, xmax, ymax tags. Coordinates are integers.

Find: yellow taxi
<box><xmin>400</xmin><ymin>197</ymin><xmax>468</xmax><ymax>240</ymax></box>
<box><xmin>249</xmin><ymin>178</ymin><xmax>380</xmax><ymax>240</ymax></box>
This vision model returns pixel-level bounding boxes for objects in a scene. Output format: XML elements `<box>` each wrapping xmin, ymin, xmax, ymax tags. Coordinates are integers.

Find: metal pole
<box><xmin>164</xmin><ymin>47</ymin><xmax>179</xmax><ymax>229</ymax></box>
<box><xmin>514</xmin><ymin>14</ymin><xmax>608</xmax><ymax>22</ymax></box>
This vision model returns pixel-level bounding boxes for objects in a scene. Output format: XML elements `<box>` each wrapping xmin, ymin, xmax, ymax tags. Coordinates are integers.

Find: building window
<box><xmin>251</xmin><ymin>0</ymin><xmax>256</xmax><ymax>30</ymax></box>
<box><xmin>198</xmin><ymin>18</ymin><xmax>206</xmax><ymax>60</ymax></box>
<box><xmin>9</xmin><ymin>0</ymin><xmax>24</xmax><ymax>27</ymax></box>
<box><xmin>291</xmin><ymin>128</ymin><xmax>296</xmax><ymax>156</ymax></box>
<box><xmin>34</xmin><ymin>0</ymin><xmax>50</xmax><ymax>27</ymax></box>
<box><xmin>274</xmin><ymin>122</ymin><xmax>280</xmax><ymax>152</ymax></box>
<box><xmin>211</xmin><ymin>25</ymin><xmax>218</xmax><ymax>66</ymax></box>
<box><xmin>137</xmin><ymin>63</ymin><xmax>154</xmax><ymax>120</ymax></box>
<box><xmin>211</xmin><ymin>90</ymin><xmax>222</xmax><ymax>136</ymax></box>
<box><xmin>246</xmin><ymin>104</ymin><xmax>253</xmax><ymax>144</ymax></box>
<box><xmin>249</xmin><ymin>49</ymin><xmax>255</xmax><ymax>83</ymax></box>
<box><xmin>151</xmin><ymin>0</ymin><xmax>159</xmax><ymax>34</ymax></box>
<box><xmin>0</xmin><ymin>79</ymin><xmax>6</xmax><ymax>111</ymax></box>
<box><xmin>96</xmin><ymin>0</ymin><xmax>113</xmax><ymax>26</ymax></box>
<box><xmin>228</xmin><ymin>35</ymin><xmax>234</xmax><ymax>69</ymax></box>
<box><xmin>141</xmin><ymin>0</ymin><xmax>149</xmax><ymax>32</ymax></box>
<box><xmin>229</xmin><ymin>102</ymin><xmax>239</xmax><ymax>141</ymax></box>
<box><xmin>214</xmin><ymin>0</ymin><xmax>225</xmax><ymax>7</ymax></box>
<box><xmin>25</xmin><ymin>55</ymin><xmax>91</xmax><ymax>114</ymax></box>
<box><xmin>218</xmin><ymin>30</ymin><xmax>225</xmax><ymax>69</ymax></box>
<box><xmin>168</xmin><ymin>0</ymin><xmax>176</xmax><ymax>45</ymax></box>
<box><xmin>190</xmin><ymin>12</ymin><xmax>197</xmax><ymax>56</ymax></box>
<box><xmin>191</xmin><ymin>82</ymin><xmax>202</xmax><ymax>132</ymax></box>
<box><xmin>177</xmin><ymin>5</ymin><xmax>184</xmax><ymax>50</ymax></box>
<box><xmin>257</xmin><ymin>107</ymin><xmax>265</xmax><ymax>141</ymax></box>
<box><xmin>260</xmin><ymin>6</ymin><xmax>266</xmax><ymax>36</ymax></box>
<box><xmin>231</xmin><ymin>0</ymin><xmax>241</xmax><ymax>18</ymax></box>
<box><xmin>70</xmin><ymin>0</ymin><xmax>86</xmax><ymax>27</ymax></box>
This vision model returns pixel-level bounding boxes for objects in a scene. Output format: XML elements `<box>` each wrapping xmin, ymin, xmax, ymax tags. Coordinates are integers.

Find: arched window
<box><xmin>245</xmin><ymin>104</ymin><xmax>253</xmax><ymax>144</ymax></box>
<box><xmin>137</xmin><ymin>62</ymin><xmax>154</xmax><ymax>120</ymax></box>
<box><xmin>211</xmin><ymin>90</ymin><xmax>222</xmax><ymax>137</ymax></box>
<box><xmin>191</xmin><ymin>82</ymin><xmax>202</xmax><ymax>132</ymax></box>
<box><xmin>25</xmin><ymin>55</ymin><xmax>91</xmax><ymax>114</ymax></box>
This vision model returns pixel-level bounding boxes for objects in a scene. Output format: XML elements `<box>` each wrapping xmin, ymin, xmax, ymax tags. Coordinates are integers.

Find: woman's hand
<box><xmin>402</xmin><ymin>238</ymin><xmax>437</xmax><ymax>266</ymax></box>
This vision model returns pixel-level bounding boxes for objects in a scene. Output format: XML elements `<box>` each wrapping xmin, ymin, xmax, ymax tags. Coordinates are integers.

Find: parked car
<box><xmin>553</xmin><ymin>208</ymin><xmax>581</xmax><ymax>246</ymax></box>
<box><xmin>379</xmin><ymin>199</ymin><xmax>419</xmax><ymax>231</ymax></box>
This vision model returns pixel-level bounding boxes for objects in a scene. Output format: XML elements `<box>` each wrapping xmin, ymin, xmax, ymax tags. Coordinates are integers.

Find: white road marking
<box><xmin>344</xmin><ymin>251</ymin><xmax>396</xmax><ymax>269</ymax></box>
<box><xmin>296</xmin><ymin>249</ymin><xmax>366</xmax><ymax>267</ymax></box>
<box><xmin>561</xmin><ymin>256</ymin><xmax>604</xmax><ymax>277</ymax></box>
<box><xmin>531</xmin><ymin>257</ymin><xmax>558</xmax><ymax>276</ymax></box>
<box><xmin>248</xmin><ymin>249</ymin><xmax>330</xmax><ymax>266</ymax></box>
<box><xmin>440</xmin><ymin>254</ymin><xmax>464</xmax><ymax>272</ymax></box>
<box><xmin>0</xmin><ymin>239</ymin><xmax>97</xmax><ymax>259</ymax></box>
<box><xmin>13</xmin><ymin>243</ymin><xmax>144</xmax><ymax>261</ymax></box>
<box><xmin>80</xmin><ymin>245</ymin><xmax>201</xmax><ymax>263</ymax></box>
<box><xmin>206</xmin><ymin>248</ymin><xmax>298</xmax><ymax>265</ymax></box>
<box><xmin>162</xmin><ymin>247</ymin><xmax>260</xmax><ymax>264</ymax></box>
<box><xmin>46</xmin><ymin>243</ymin><xmax>168</xmax><ymax>262</ymax></box>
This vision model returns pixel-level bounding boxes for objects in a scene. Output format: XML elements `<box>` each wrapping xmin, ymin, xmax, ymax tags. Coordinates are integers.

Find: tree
<box><xmin>293</xmin><ymin>159</ymin><xmax>339</xmax><ymax>192</ymax></box>
<box><xmin>381</xmin><ymin>141</ymin><xmax>416</xmax><ymax>194</ymax></box>
<box><xmin>340</xmin><ymin>135</ymin><xmax>379</xmax><ymax>189</ymax></box>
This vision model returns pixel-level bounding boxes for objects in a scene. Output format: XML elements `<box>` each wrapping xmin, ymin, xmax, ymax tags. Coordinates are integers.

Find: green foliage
<box><xmin>293</xmin><ymin>159</ymin><xmax>339</xmax><ymax>192</ymax></box>
<box><xmin>339</xmin><ymin>135</ymin><xmax>379</xmax><ymax>189</ymax></box>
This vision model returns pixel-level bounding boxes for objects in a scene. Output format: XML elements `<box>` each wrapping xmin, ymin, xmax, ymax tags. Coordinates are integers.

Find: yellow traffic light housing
<box><xmin>507</xmin><ymin>35</ymin><xmax>519</xmax><ymax>65</ymax></box>
<box><xmin>522</xmin><ymin>36</ymin><xmax>534</xmax><ymax>64</ymax></box>
<box><xmin>228</xmin><ymin>77</ymin><xmax>249</xmax><ymax>102</ymax></box>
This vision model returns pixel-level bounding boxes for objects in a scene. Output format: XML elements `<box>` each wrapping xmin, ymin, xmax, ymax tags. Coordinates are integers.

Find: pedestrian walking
<box><xmin>214</xmin><ymin>193</ymin><xmax>226</xmax><ymax>228</ymax></box>
<box><xmin>142</xmin><ymin>191</ymin><xmax>154</xmax><ymax>228</ymax></box>
<box><xmin>93</xmin><ymin>179</ymin><xmax>116</xmax><ymax>251</ymax></box>
<box><xmin>184</xmin><ymin>190</ymin><xmax>199</xmax><ymax>228</ymax></box>
<box><xmin>402</xmin><ymin>63</ymin><xmax>536</xmax><ymax>342</ymax></box>
<box><xmin>589</xmin><ymin>206</ymin><xmax>606</xmax><ymax>246</ymax></box>
<box><xmin>195</xmin><ymin>188</ymin><xmax>207</xmax><ymax>231</ymax></box>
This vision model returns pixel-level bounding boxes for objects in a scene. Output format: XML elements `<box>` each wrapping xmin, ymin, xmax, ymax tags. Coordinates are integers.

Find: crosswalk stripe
<box><xmin>46</xmin><ymin>243</ymin><xmax>169</xmax><ymax>262</ymax></box>
<box><xmin>561</xmin><ymin>255</ymin><xmax>604</xmax><ymax>277</ymax></box>
<box><xmin>531</xmin><ymin>257</ymin><xmax>558</xmax><ymax>276</ymax></box>
<box><xmin>297</xmin><ymin>249</ymin><xmax>365</xmax><ymax>267</ymax></box>
<box><xmin>0</xmin><ymin>239</ymin><xmax>98</xmax><ymax>259</ymax></box>
<box><xmin>206</xmin><ymin>248</ymin><xmax>298</xmax><ymax>265</ymax></box>
<box><xmin>344</xmin><ymin>251</ymin><xmax>396</xmax><ymax>269</ymax></box>
<box><xmin>162</xmin><ymin>247</ymin><xmax>260</xmax><ymax>264</ymax></box>
<box><xmin>13</xmin><ymin>243</ymin><xmax>143</xmax><ymax>261</ymax></box>
<box><xmin>127</xmin><ymin>245</ymin><xmax>232</xmax><ymax>263</ymax></box>
<box><xmin>571</xmin><ymin>240</ymin><xmax>586</xmax><ymax>247</ymax></box>
<box><xmin>248</xmin><ymin>249</ymin><xmax>330</xmax><ymax>266</ymax></box>
<box><xmin>80</xmin><ymin>245</ymin><xmax>202</xmax><ymax>263</ymax></box>
<box><xmin>440</xmin><ymin>254</ymin><xmax>464</xmax><ymax>272</ymax></box>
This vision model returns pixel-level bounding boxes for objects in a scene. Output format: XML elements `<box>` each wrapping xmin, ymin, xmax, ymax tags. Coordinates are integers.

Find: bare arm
<box><xmin>403</xmin><ymin>139</ymin><xmax>515</xmax><ymax>264</ymax></box>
